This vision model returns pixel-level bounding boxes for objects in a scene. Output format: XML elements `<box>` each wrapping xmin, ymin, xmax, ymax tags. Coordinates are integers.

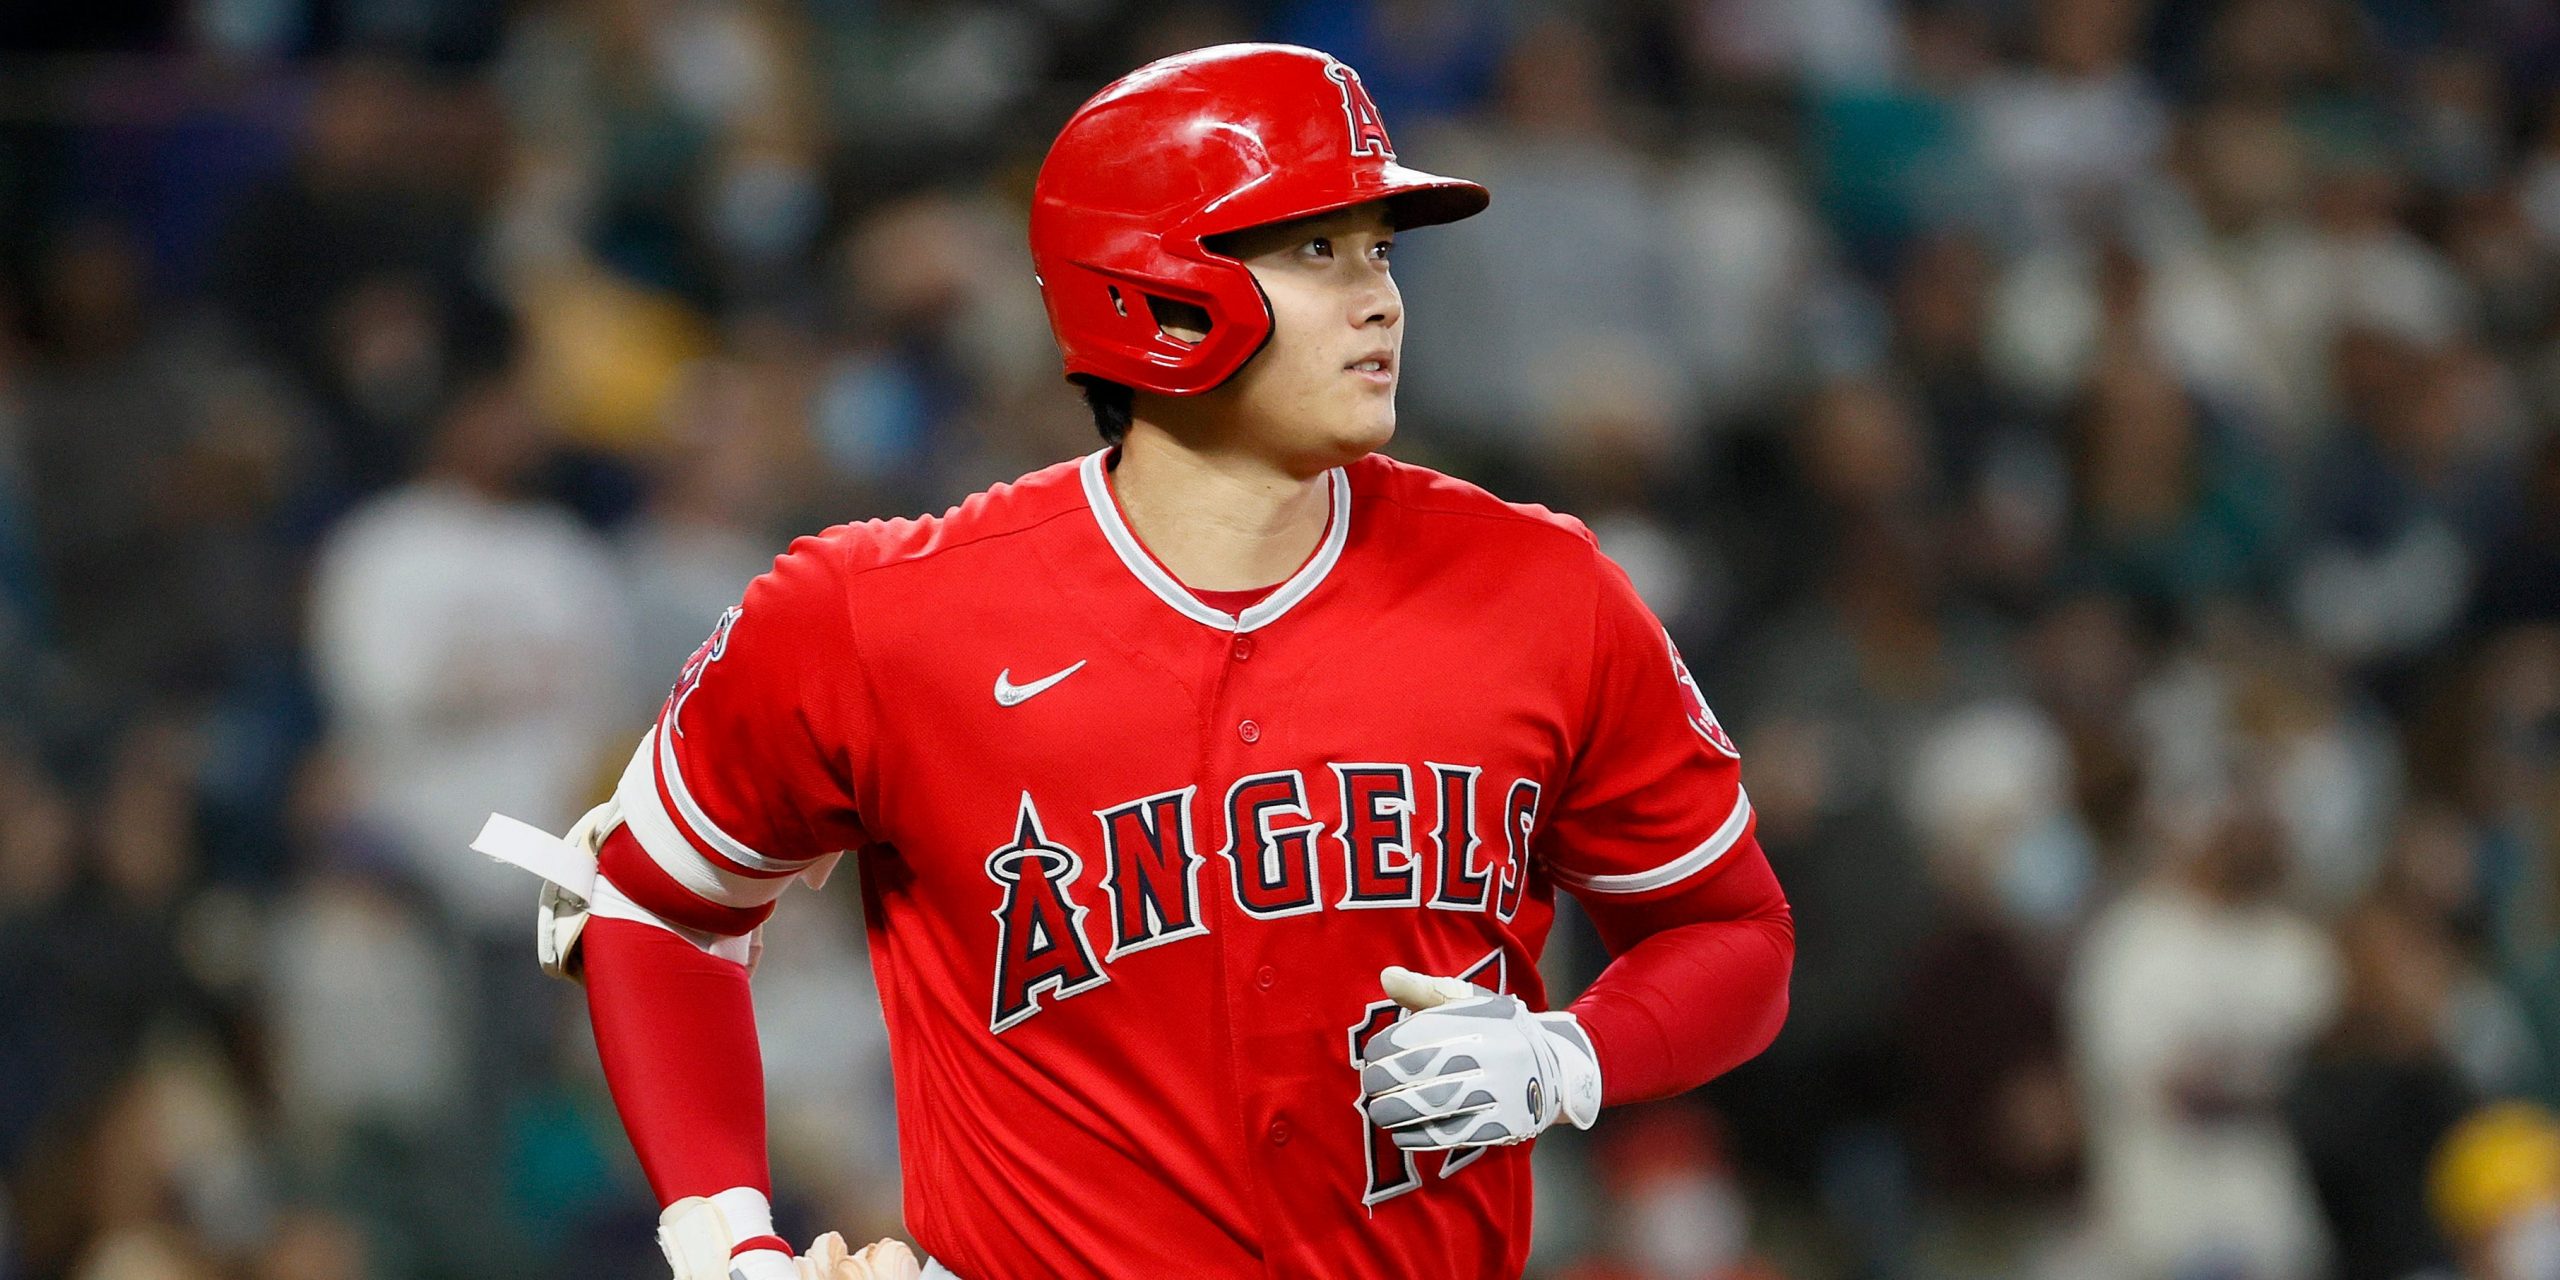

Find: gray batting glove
<box><xmin>1358</xmin><ymin>965</ymin><xmax>1603</xmax><ymax>1150</ymax></box>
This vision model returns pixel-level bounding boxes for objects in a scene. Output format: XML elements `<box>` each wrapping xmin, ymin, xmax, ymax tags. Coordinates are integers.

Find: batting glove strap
<box><xmin>1534</xmin><ymin>1011</ymin><xmax>1604</xmax><ymax>1130</ymax></box>
<box><xmin>1359</xmin><ymin>985</ymin><xmax>1604</xmax><ymax>1150</ymax></box>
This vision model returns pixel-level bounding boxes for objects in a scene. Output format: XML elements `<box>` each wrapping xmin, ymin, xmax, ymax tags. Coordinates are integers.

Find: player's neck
<box><xmin>1107</xmin><ymin>424</ymin><xmax>1335</xmax><ymax>593</ymax></box>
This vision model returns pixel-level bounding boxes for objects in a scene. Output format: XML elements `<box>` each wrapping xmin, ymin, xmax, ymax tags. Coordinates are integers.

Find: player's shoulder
<box><xmin>1349</xmin><ymin>452</ymin><xmax>1599</xmax><ymax>553</ymax></box>
<box><xmin>775</xmin><ymin>453</ymin><xmax>1094</xmax><ymax>584</ymax></box>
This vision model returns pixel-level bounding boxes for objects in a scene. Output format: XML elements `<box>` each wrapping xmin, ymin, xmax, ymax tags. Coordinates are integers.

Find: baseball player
<box><xmin>476</xmin><ymin>43</ymin><xmax>1792</xmax><ymax>1280</ymax></box>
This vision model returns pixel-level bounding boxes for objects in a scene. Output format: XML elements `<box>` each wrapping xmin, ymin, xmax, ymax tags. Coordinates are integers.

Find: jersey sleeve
<box><xmin>1542</xmin><ymin>548</ymin><xmax>1755</xmax><ymax>900</ymax></box>
<box><xmin>600</xmin><ymin>535</ymin><xmax>874</xmax><ymax>937</ymax></box>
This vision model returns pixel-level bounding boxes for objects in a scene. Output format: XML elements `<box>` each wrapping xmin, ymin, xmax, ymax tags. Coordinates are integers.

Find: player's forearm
<box><xmin>1570</xmin><ymin>910</ymin><xmax>1792</xmax><ymax>1104</ymax></box>
<box><xmin>583</xmin><ymin>916</ymin><xmax>778</xmax><ymax>1213</ymax></box>
<box><xmin>1567</xmin><ymin>837</ymin><xmax>1794</xmax><ymax>1106</ymax></box>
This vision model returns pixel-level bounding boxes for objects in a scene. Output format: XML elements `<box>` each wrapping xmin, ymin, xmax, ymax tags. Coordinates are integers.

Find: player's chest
<box><xmin>863</xmin><ymin>603</ymin><xmax>1573</xmax><ymax>834</ymax></box>
<box><xmin>860</xmin><ymin>605</ymin><xmax>1573</xmax><ymax>1032</ymax></box>
<box><xmin>863</xmin><ymin>594</ymin><xmax>1568</xmax><ymax>900</ymax></box>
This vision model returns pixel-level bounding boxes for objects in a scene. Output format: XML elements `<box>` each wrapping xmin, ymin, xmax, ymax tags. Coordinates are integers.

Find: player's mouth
<box><xmin>1347</xmin><ymin>350</ymin><xmax>1395</xmax><ymax>387</ymax></box>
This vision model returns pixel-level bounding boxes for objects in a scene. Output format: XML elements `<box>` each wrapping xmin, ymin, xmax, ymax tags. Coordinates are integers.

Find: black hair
<box><xmin>1078</xmin><ymin>375</ymin><xmax>1135</xmax><ymax>446</ymax></box>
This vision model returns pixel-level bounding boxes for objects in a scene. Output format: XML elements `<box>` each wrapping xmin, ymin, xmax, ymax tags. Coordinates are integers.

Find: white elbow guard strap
<box><xmin>473</xmin><ymin>800</ymin><xmax>616</xmax><ymax>982</ymax></box>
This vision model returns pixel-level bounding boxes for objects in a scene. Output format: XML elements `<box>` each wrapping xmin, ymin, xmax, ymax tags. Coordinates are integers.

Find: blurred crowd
<box><xmin>5</xmin><ymin>0</ymin><xmax>2560</xmax><ymax>1278</ymax></box>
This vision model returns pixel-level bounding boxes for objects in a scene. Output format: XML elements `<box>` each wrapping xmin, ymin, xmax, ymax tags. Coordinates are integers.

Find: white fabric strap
<box><xmin>923</xmin><ymin>1261</ymin><xmax>963</xmax><ymax>1280</ymax></box>
<box><xmin>472</xmin><ymin>812</ymin><xmax>598</xmax><ymax>898</ymax></box>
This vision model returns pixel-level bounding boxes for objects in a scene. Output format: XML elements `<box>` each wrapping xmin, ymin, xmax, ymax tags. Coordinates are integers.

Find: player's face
<box><xmin>1190</xmin><ymin>203</ymin><xmax>1404</xmax><ymax>470</ymax></box>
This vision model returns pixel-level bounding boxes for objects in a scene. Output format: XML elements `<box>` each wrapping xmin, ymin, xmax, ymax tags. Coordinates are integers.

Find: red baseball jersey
<box><xmin>609</xmin><ymin>449</ymin><xmax>1756</xmax><ymax>1278</ymax></box>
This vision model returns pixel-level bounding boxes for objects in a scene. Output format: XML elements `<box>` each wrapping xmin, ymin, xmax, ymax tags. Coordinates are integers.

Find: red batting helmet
<box><xmin>1029</xmin><ymin>44</ymin><xmax>1489</xmax><ymax>397</ymax></box>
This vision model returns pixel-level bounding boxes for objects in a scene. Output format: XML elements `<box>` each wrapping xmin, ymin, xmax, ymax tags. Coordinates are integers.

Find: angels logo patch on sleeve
<box><xmin>668</xmin><ymin>604</ymin><xmax>743</xmax><ymax>737</ymax></box>
<box><xmin>1662</xmin><ymin>627</ymin><xmax>1739</xmax><ymax>758</ymax></box>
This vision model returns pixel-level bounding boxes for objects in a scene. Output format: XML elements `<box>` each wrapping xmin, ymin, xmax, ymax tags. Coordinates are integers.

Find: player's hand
<box><xmin>797</xmin><ymin>1232</ymin><xmax>924</xmax><ymax>1280</ymax></box>
<box><xmin>1358</xmin><ymin>965</ymin><xmax>1603</xmax><ymax>1150</ymax></box>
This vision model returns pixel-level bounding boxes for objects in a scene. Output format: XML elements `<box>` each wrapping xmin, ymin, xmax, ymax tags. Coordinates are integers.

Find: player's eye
<box><xmin>1303</xmin><ymin>236</ymin><xmax>1334</xmax><ymax>260</ymax></box>
<box><xmin>1371</xmin><ymin>239</ymin><xmax>1394</xmax><ymax>261</ymax></box>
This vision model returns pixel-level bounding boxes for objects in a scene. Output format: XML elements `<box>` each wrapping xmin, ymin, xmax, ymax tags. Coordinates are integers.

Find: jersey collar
<box><xmin>1078</xmin><ymin>448</ymin><xmax>1351</xmax><ymax>635</ymax></box>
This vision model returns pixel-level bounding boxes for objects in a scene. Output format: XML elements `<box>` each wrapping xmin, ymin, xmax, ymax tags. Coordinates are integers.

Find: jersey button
<box><xmin>1231</xmin><ymin>635</ymin><xmax>1254</xmax><ymax>661</ymax></box>
<box><xmin>1267</xmin><ymin>1116</ymin><xmax>1291</xmax><ymax>1146</ymax></box>
<box><xmin>1238</xmin><ymin>719</ymin><xmax>1261</xmax><ymax>744</ymax></box>
<box><xmin>1255</xmin><ymin>965</ymin><xmax>1276</xmax><ymax>990</ymax></box>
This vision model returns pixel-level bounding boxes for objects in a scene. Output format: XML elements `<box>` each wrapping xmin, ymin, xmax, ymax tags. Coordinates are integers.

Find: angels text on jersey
<box><xmin>985</xmin><ymin>759</ymin><xmax>1541</xmax><ymax>1034</ymax></box>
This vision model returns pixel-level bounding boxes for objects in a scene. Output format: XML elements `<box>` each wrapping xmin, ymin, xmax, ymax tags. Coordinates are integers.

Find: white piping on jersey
<box><xmin>1078</xmin><ymin>448</ymin><xmax>1351</xmax><ymax>634</ymax></box>
<box><xmin>614</xmin><ymin>736</ymin><xmax>773</xmax><ymax>908</ymax></box>
<box><xmin>615</xmin><ymin>729</ymin><xmax>809</xmax><ymax>904</ymax></box>
<box><xmin>1548</xmin><ymin>787</ymin><xmax>1755</xmax><ymax>895</ymax></box>
<box><xmin>648</xmin><ymin>722</ymin><xmax>814</xmax><ymax>875</ymax></box>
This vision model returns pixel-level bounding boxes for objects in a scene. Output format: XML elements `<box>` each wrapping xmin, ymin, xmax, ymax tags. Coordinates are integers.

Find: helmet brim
<box><xmin>1183</xmin><ymin>161</ymin><xmax>1489</xmax><ymax>243</ymax></box>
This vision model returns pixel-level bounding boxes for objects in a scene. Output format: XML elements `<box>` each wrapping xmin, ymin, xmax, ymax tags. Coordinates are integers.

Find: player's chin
<box><xmin>1328</xmin><ymin>400</ymin><xmax>1396</xmax><ymax>458</ymax></box>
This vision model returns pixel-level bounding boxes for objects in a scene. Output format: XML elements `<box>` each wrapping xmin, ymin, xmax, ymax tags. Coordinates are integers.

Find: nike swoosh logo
<box><xmin>994</xmin><ymin>660</ymin><xmax>1086</xmax><ymax>707</ymax></box>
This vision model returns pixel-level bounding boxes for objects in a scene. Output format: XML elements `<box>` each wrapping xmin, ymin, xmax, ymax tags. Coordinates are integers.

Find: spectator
<box><xmin>209</xmin><ymin>59</ymin><xmax>506</xmax><ymax>497</ymax></box>
<box><xmin>1968</xmin><ymin>0</ymin><xmax>2168</xmax><ymax>246</ymax></box>
<box><xmin>2063</xmin><ymin>319</ymin><xmax>2282</xmax><ymax>611</ymax></box>
<box><xmin>1391</xmin><ymin>17</ymin><xmax>1687</xmax><ymax>448</ymax></box>
<box><xmin>0</xmin><ymin>740</ymin><xmax>79</xmax><ymax>1165</ymax></box>
<box><xmin>17</xmin><ymin>223</ymin><xmax>234</xmax><ymax>706</ymax></box>
<box><xmin>1553</xmin><ymin>1104</ymin><xmax>1781</xmax><ymax>1280</ymax></box>
<box><xmin>2070</xmin><ymin>791</ymin><xmax>2341</xmax><ymax>1280</ymax></box>
<box><xmin>2286</xmin><ymin>902</ymin><xmax>2474</xmax><ymax>1280</ymax></box>
<box><xmin>306</xmin><ymin>371</ymin><xmax>634</xmax><ymax>941</ymax></box>
<box><xmin>2472</xmin><ymin>424</ymin><xmax>2560</xmax><ymax>630</ymax></box>
<box><xmin>2291</xmin><ymin>337</ymin><xmax>2526</xmax><ymax>679</ymax></box>
<box><xmin>1896</xmin><ymin>703</ymin><xmax>2086</xmax><ymax>1265</ymax></box>
<box><xmin>617</xmin><ymin>359</ymin><xmax>785</xmax><ymax>679</ymax></box>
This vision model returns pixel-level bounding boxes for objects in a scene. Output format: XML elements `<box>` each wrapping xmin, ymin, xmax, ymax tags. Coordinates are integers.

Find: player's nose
<box><xmin>1353</xmin><ymin>271</ymin><xmax>1402</xmax><ymax>331</ymax></box>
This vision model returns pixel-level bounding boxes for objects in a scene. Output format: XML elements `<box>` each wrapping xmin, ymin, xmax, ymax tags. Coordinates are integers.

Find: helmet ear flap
<box><xmin>1143</xmin><ymin>253</ymin><xmax>1274</xmax><ymax>393</ymax></box>
<box><xmin>1038</xmin><ymin>249</ymin><xmax>1272</xmax><ymax>396</ymax></box>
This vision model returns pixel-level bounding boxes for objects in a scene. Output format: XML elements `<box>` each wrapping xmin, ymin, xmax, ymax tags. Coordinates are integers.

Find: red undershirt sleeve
<box><xmin>582</xmin><ymin>911</ymin><xmax>772</xmax><ymax>1203</ymax></box>
<box><xmin>1565</xmin><ymin>832</ymin><xmax>1794</xmax><ymax>1106</ymax></box>
<box><xmin>579</xmin><ymin>535</ymin><xmax>873</xmax><ymax>1215</ymax></box>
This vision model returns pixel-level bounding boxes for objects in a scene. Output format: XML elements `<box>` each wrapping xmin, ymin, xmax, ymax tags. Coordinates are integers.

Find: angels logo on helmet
<box><xmin>1324</xmin><ymin>62</ymin><xmax>1394</xmax><ymax>158</ymax></box>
